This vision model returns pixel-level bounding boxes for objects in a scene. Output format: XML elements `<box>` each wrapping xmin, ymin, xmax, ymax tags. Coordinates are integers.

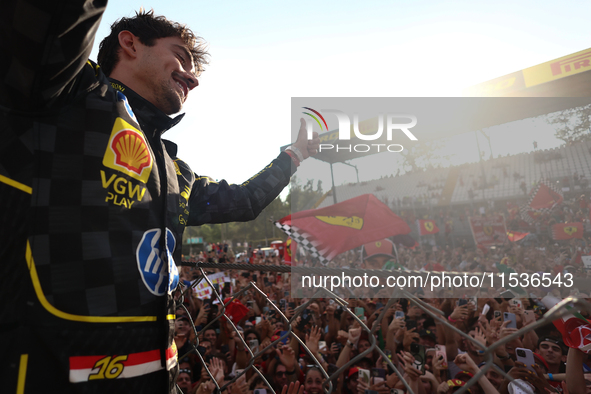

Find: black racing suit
<box><xmin>0</xmin><ymin>1</ymin><xmax>294</xmax><ymax>392</ymax></box>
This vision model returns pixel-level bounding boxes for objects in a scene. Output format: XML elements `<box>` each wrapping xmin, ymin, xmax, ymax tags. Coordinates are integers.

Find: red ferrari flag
<box><xmin>283</xmin><ymin>238</ymin><xmax>296</xmax><ymax>265</ymax></box>
<box><xmin>506</xmin><ymin>231</ymin><xmax>529</xmax><ymax>242</ymax></box>
<box><xmin>552</xmin><ymin>222</ymin><xmax>583</xmax><ymax>240</ymax></box>
<box><xmin>529</xmin><ymin>181</ymin><xmax>563</xmax><ymax>209</ymax></box>
<box><xmin>275</xmin><ymin>194</ymin><xmax>411</xmax><ymax>264</ymax></box>
<box><xmin>418</xmin><ymin>219</ymin><xmax>439</xmax><ymax>235</ymax></box>
<box><xmin>520</xmin><ymin>180</ymin><xmax>563</xmax><ymax>223</ymax></box>
<box><xmin>222</xmin><ymin>298</ymin><xmax>249</xmax><ymax>324</ymax></box>
<box><xmin>468</xmin><ymin>215</ymin><xmax>507</xmax><ymax>246</ymax></box>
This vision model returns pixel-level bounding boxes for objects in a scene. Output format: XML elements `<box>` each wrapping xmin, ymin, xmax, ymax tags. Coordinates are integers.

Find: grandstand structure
<box><xmin>315</xmin><ymin>45</ymin><xmax>591</xmax><ymax>216</ymax></box>
<box><xmin>311</xmin><ymin>138</ymin><xmax>591</xmax><ymax>246</ymax></box>
<box><xmin>316</xmin><ymin>139</ymin><xmax>591</xmax><ymax>210</ymax></box>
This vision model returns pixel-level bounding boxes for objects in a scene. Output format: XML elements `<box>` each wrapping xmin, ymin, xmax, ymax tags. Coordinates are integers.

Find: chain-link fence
<box><xmin>176</xmin><ymin>262</ymin><xmax>591</xmax><ymax>394</ymax></box>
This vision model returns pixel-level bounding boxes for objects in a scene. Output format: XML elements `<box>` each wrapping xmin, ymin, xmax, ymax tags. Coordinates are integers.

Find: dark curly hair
<box><xmin>97</xmin><ymin>9</ymin><xmax>209</xmax><ymax>77</ymax></box>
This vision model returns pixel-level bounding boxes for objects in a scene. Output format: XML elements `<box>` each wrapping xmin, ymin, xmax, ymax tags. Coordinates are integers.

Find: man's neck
<box><xmin>107</xmin><ymin>78</ymin><xmax>184</xmax><ymax>138</ymax></box>
<box><xmin>548</xmin><ymin>362</ymin><xmax>561</xmax><ymax>374</ymax></box>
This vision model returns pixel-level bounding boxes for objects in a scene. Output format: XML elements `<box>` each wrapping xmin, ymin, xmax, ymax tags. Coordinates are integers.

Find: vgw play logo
<box><xmin>302</xmin><ymin>107</ymin><xmax>417</xmax><ymax>153</ymax></box>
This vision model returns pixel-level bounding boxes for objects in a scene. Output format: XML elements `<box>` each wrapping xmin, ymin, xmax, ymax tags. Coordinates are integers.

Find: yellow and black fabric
<box><xmin>0</xmin><ymin>1</ymin><xmax>294</xmax><ymax>392</ymax></box>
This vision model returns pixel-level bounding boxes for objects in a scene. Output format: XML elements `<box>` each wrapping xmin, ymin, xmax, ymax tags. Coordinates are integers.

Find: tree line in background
<box><xmin>549</xmin><ymin>103</ymin><xmax>591</xmax><ymax>143</ymax></box>
<box><xmin>183</xmin><ymin>177</ymin><xmax>324</xmax><ymax>249</ymax></box>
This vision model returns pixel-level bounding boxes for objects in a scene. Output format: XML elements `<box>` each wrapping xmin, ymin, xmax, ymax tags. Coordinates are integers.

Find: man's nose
<box><xmin>182</xmin><ymin>71</ymin><xmax>199</xmax><ymax>90</ymax></box>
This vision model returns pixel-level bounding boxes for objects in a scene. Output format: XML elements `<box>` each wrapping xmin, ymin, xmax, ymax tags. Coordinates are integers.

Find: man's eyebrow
<box><xmin>172</xmin><ymin>44</ymin><xmax>194</xmax><ymax>67</ymax></box>
<box><xmin>172</xmin><ymin>44</ymin><xmax>191</xmax><ymax>59</ymax></box>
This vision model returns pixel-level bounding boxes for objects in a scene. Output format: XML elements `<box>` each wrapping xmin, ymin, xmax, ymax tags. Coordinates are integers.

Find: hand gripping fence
<box><xmin>177</xmin><ymin>261</ymin><xmax>591</xmax><ymax>394</ymax></box>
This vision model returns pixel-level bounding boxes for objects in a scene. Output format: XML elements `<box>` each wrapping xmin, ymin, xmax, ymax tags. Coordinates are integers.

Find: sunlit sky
<box><xmin>90</xmin><ymin>0</ymin><xmax>591</xmax><ymax>195</ymax></box>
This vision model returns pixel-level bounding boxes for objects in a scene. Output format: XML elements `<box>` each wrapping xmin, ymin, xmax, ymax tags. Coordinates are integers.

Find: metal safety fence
<box><xmin>175</xmin><ymin>261</ymin><xmax>591</xmax><ymax>394</ymax></box>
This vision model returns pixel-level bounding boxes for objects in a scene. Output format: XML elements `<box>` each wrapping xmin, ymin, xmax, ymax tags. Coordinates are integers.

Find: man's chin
<box><xmin>160</xmin><ymin>94</ymin><xmax>184</xmax><ymax>115</ymax></box>
<box><xmin>165</xmin><ymin>103</ymin><xmax>183</xmax><ymax>115</ymax></box>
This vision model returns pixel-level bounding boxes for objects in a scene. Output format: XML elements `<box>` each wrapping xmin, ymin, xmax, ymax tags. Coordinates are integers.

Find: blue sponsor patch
<box><xmin>136</xmin><ymin>228</ymin><xmax>179</xmax><ymax>296</ymax></box>
<box><xmin>117</xmin><ymin>91</ymin><xmax>138</xmax><ymax>123</ymax></box>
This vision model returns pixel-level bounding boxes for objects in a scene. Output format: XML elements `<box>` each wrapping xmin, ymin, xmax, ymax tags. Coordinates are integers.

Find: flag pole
<box><xmin>413</xmin><ymin>200</ymin><xmax>421</xmax><ymax>245</ymax></box>
<box><xmin>360</xmin><ymin>244</ymin><xmax>364</xmax><ymax>267</ymax></box>
<box><xmin>474</xmin><ymin>129</ymin><xmax>488</xmax><ymax>190</ymax></box>
<box><xmin>330</xmin><ymin>162</ymin><xmax>338</xmax><ymax>204</ymax></box>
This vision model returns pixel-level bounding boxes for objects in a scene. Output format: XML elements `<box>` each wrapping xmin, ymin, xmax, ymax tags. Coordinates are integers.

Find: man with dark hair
<box><xmin>536</xmin><ymin>337</ymin><xmax>567</xmax><ymax>374</ymax></box>
<box><xmin>272</xmin><ymin>363</ymin><xmax>289</xmax><ymax>392</ymax></box>
<box><xmin>0</xmin><ymin>2</ymin><xmax>319</xmax><ymax>393</ymax></box>
<box><xmin>176</xmin><ymin>369</ymin><xmax>193</xmax><ymax>394</ymax></box>
<box><xmin>97</xmin><ymin>9</ymin><xmax>209</xmax><ymax>79</ymax></box>
<box><xmin>97</xmin><ymin>9</ymin><xmax>205</xmax><ymax>115</ymax></box>
<box><xmin>203</xmin><ymin>328</ymin><xmax>217</xmax><ymax>346</ymax></box>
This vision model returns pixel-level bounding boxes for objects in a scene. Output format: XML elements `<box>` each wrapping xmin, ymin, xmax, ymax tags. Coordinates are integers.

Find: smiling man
<box><xmin>0</xmin><ymin>2</ymin><xmax>319</xmax><ymax>393</ymax></box>
<box><xmin>536</xmin><ymin>337</ymin><xmax>566</xmax><ymax>374</ymax></box>
<box><xmin>97</xmin><ymin>12</ymin><xmax>203</xmax><ymax>115</ymax></box>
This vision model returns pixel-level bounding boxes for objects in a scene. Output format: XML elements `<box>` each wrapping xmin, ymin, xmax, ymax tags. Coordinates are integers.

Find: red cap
<box><xmin>447</xmin><ymin>379</ymin><xmax>472</xmax><ymax>393</ymax></box>
<box><xmin>364</xmin><ymin>239</ymin><xmax>395</xmax><ymax>260</ymax></box>
<box><xmin>347</xmin><ymin>367</ymin><xmax>359</xmax><ymax>379</ymax></box>
<box><xmin>455</xmin><ymin>371</ymin><xmax>474</xmax><ymax>381</ymax></box>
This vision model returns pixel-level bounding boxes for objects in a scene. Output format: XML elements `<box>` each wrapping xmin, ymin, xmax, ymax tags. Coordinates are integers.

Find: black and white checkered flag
<box><xmin>519</xmin><ymin>179</ymin><xmax>563</xmax><ymax>224</ymax></box>
<box><xmin>275</xmin><ymin>221</ymin><xmax>329</xmax><ymax>266</ymax></box>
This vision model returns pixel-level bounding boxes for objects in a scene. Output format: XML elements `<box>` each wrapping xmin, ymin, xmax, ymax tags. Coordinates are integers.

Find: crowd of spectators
<box><xmin>174</xmin><ymin>239</ymin><xmax>591</xmax><ymax>394</ymax></box>
<box><xmin>391</xmin><ymin>190</ymin><xmax>591</xmax><ymax>245</ymax></box>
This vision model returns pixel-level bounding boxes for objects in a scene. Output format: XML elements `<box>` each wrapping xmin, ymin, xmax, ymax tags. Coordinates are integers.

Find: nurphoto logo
<box><xmin>302</xmin><ymin>107</ymin><xmax>418</xmax><ymax>154</ymax></box>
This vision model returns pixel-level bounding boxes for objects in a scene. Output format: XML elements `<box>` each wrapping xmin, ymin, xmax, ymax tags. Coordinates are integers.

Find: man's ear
<box><xmin>117</xmin><ymin>31</ymin><xmax>140</xmax><ymax>60</ymax></box>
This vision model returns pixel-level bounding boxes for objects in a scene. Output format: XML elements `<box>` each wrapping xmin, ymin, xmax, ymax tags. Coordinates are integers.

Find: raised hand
<box><xmin>290</xmin><ymin>118</ymin><xmax>321</xmax><ymax>160</ymax></box>
<box><xmin>229</xmin><ymin>372</ymin><xmax>249</xmax><ymax>394</ymax></box>
<box><xmin>305</xmin><ymin>326</ymin><xmax>322</xmax><ymax>356</ymax></box>
<box><xmin>207</xmin><ymin>357</ymin><xmax>225</xmax><ymax>385</ymax></box>
<box><xmin>348</xmin><ymin>327</ymin><xmax>361</xmax><ymax>344</ymax></box>
<box><xmin>196</xmin><ymin>380</ymin><xmax>216</xmax><ymax>394</ymax></box>
<box><xmin>437</xmin><ymin>381</ymin><xmax>450</xmax><ymax>394</ymax></box>
<box><xmin>403</xmin><ymin>328</ymin><xmax>419</xmax><ymax>351</ymax></box>
<box><xmin>337</xmin><ymin>330</ymin><xmax>349</xmax><ymax>344</ymax></box>
<box><xmin>453</xmin><ymin>353</ymin><xmax>478</xmax><ymax>374</ymax></box>
<box><xmin>498</xmin><ymin>320</ymin><xmax>518</xmax><ymax>340</ymax></box>
<box><xmin>450</xmin><ymin>304</ymin><xmax>470</xmax><ymax>322</ymax></box>
<box><xmin>389</xmin><ymin>314</ymin><xmax>406</xmax><ymax>332</ymax></box>
<box><xmin>330</xmin><ymin>342</ymin><xmax>340</xmax><ymax>356</ymax></box>
<box><xmin>277</xmin><ymin>344</ymin><xmax>297</xmax><ymax>371</ymax></box>
<box><xmin>472</xmin><ymin>327</ymin><xmax>487</xmax><ymax>348</ymax></box>
<box><xmin>398</xmin><ymin>351</ymin><xmax>421</xmax><ymax>381</ymax></box>
<box><xmin>281</xmin><ymin>381</ymin><xmax>305</xmax><ymax>394</ymax></box>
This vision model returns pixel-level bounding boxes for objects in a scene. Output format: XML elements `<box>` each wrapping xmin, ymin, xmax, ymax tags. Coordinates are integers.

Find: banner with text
<box><xmin>192</xmin><ymin>271</ymin><xmax>231</xmax><ymax>301</ymax></box>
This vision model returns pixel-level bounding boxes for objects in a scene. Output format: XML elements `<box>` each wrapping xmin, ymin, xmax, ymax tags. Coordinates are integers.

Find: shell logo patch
<box><xmin>103</xmin><ymin>118</ymin><xmax>153</xmax><ymax>183</ymax></box>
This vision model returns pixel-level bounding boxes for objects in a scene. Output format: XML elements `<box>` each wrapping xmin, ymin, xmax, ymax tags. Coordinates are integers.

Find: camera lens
<box><xmin>517</xmin><ymin>350</ymin><xmax>525</xmax><ymax>357</ymax></box>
